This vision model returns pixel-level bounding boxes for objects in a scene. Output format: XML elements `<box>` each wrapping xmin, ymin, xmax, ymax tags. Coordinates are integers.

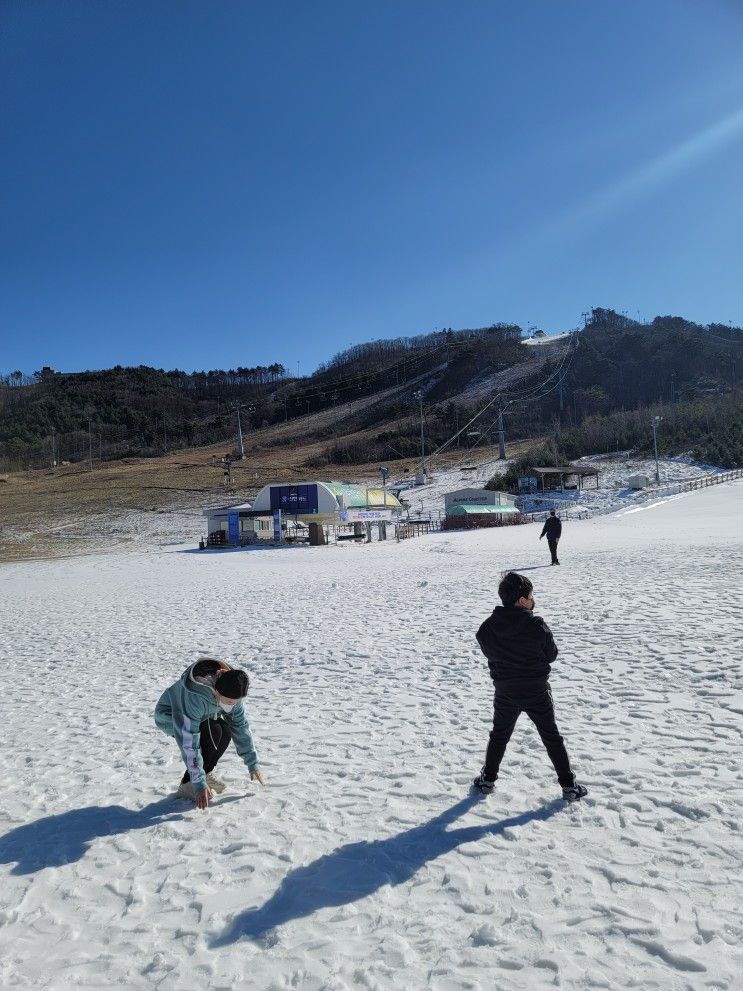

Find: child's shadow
<box><xmin>211</xmin><ymin>794</ymin><xmax>563</xmax><ymax>946</ymax></box>
<box><xmin>0</xmin><ymin>799</ymin><xmax>185</xmax><ymax>875</ymax></box>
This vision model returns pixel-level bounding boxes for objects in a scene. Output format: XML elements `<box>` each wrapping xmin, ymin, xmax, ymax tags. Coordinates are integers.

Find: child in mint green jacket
<box><xmin>155</xmin><ymin>656</ymin><xmax>265</xmax><ymax>809</ymax></box>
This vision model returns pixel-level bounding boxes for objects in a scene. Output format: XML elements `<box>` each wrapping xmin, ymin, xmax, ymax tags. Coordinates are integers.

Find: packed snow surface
<box><xmin>1</xmin><ymin>480</ymin><xmax>741</xmax><ymax>990</ymax></box>
<box><xmin>398</xmin><ymin>453</ymin><xmax>730</xmax><ymax>522</ymax></box>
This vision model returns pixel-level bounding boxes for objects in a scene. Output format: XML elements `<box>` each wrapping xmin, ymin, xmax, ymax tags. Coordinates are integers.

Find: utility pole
<box><xmin>413</xmin><ymin>390</ymin><xmax>425</xmax><ymax>481</ymax></box>
<box><xmin>88</xmin><ymin>419</ymin><xmax>93</xmax><ymax>471</ymax></box>
<box><xmin>651</xmin><ymin>415</ymin><xmax>662</xmax><ymax>484</ymax></box>
<box><xmin>234</xmin><ymin>404</ymin><xmax>254</xmax><ymax>460</ymax></box>
<box><xmin>236</xmin><ymin>406</ymin><xmax>245</xmax><ymax>459</ymax></box>
<box><xmin>497</xmin><ymin>408</ymin><xmax>506</xmax><ymax>459</ymax></box>
<box><xmin>51</xmin><ymin>431</ymin><xmax>56</xmax><ymax>469</ymax></box>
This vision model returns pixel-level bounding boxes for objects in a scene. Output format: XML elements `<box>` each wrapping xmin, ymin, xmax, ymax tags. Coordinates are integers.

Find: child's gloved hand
<box><xmin>250</xmin><ymin>769</ymin><xmax>266</xmax><ymax>786</ymax></box>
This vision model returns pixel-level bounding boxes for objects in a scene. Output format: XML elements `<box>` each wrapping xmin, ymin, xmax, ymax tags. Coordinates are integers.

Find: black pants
<box><xmin>181</xmin><ymin>718</ymin><xmax>232</xmax><ymax>783</ymax></box>
<box><xmin>547</xmin><ymin>537</ymin><xmax>560</xmax><ymax>564</ymax></box>
<box><xmin>483</xmin><ymin>689</ymin><xmax>575</xmax><ymax>787</ymax></box>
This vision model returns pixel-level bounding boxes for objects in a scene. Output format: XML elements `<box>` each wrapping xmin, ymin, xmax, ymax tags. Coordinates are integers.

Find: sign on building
<box><xmin>339</xmin><ymin>509</ymin><xmax>396</xmax><ymax>523</ymax></box>
<box><xmin>269</xmin><ymin>484</ymin><xmax>319</xmax><ymax>514</ymax></box>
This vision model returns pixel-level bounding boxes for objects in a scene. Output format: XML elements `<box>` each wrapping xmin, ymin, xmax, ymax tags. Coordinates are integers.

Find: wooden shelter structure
<box><xmin>532</xmin><ymin>465</ymin><xmax>600</xmax><ymax>492</ymax></box>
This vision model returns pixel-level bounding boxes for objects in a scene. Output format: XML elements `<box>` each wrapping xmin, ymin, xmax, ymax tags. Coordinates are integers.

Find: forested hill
<box><xmin>1</xmin><ymin>309</ymin><xmax>741</xmax><ymax>472</ymax></box>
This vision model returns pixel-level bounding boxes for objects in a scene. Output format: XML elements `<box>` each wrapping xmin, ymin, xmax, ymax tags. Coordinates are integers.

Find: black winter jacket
<box><xmin>476</xmin><ymin>606</ymin><xmax>558</xmax><ymax>693</ymax></box>
<box><xmin>540</xmin><ymin>516</ymin><xmax>562</xmax><ymax>540</ymax></box>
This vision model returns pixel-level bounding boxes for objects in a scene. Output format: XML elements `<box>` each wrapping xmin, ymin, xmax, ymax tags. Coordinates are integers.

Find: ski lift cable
<box><xmin>289</xmin><ymin>335</ymin><xmax>484</xmax><ymax>401</ymax></box>
<box><xmin>453</xmin><ymin>344</ymin><xmax>580</xmax><ymax>465</ymax></box>
<box><xmin>425</xmin><ymin>335</ymin><xmax>578</xmax><ymax>467</ymax></box>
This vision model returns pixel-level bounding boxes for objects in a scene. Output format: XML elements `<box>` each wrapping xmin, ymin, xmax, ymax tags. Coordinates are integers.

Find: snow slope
<box><xmin>1</xmin><ymin>481</ymin><xmax>741</xmax><ymax>990</ymax></box>
<box><xmin>398</xmin><ymin>454</ymin><xmax>730</xmax><ymax>522</ymax></box>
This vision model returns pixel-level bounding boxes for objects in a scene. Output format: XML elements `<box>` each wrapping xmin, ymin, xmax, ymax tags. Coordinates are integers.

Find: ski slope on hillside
<box><xmin>1</xmin><ymin>481</ymin><xmax>741</xmax><ymax>990</ymax></box>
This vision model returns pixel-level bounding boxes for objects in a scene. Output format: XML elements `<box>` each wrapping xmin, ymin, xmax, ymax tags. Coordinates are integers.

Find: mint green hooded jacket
<box><xmin>154</xmin><ymin>662</ymin><xmax>259</xmax><ymax>793</ymax></box>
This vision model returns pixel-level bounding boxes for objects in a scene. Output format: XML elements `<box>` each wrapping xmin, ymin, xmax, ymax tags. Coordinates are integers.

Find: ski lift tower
<box><xmin>379</xmin><ymin>466</ymin><xmax>389</xmax><ymax>506</ymax></box>
<box><xmin>412</xmin><ymin>390</ymin><xmax>426</xmax><ymax>484</ymax></box>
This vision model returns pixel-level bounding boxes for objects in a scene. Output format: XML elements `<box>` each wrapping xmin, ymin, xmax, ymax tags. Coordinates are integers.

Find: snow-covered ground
<box><xmin>522</xmin><ymin>331</ymin><xmax>574</xmax><ymax>346</ymax></box>
<box><xmin>1</xmin><ymin>479</ymin><xmax>742</xmax><ymax>990</ymax></box>
<box><xmin>398</xmin><ymin>454</ymin><xmax>730</xmax><ymax>521</ymax></box>
<box><xmin>7</xmin><ymin>454</ymin><xmax>727</xmax><ymax>562</ymax></box>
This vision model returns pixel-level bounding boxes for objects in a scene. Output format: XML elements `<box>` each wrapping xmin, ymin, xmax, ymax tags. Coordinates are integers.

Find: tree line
<box><xmin>1</xmin><ymin>309</ymin><xmax>740</xmax><ymax>472</ymax></box>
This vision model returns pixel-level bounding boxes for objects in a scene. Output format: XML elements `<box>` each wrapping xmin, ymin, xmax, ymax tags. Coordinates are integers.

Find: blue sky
<box><xmin>2</xmin><ymin>1</ymin><xmax>743</xmax><ymax>376</ymax></box>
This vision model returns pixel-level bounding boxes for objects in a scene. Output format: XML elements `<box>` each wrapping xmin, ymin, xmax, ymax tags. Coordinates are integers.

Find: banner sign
<box><xmin>339</xmin><ymin>509</ymin><xmax>396</xmax><ymax>523</ymax></box>
<box><xmin>228</xmin><ymin>511</ymin><xmax>240</xmax><ymax>545</ymax></box>
<box><xmin>272</xmin><ymin>509</ymin><xmax>282</xmax><ymax>542</ymax></box>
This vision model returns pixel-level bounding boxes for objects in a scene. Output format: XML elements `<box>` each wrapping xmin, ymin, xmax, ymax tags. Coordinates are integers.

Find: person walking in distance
<box><xmin>472</xmin><ymin>572</ymin><xmax>587</xmax><ymax>802</ymax></box>
<box><xmin>540</xmin><ymin>509</ymin><xmax>562</xmax><ymax>565</ymax></box>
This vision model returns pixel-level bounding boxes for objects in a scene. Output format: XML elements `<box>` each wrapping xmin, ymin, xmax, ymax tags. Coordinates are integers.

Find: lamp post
<box><xmin>412</xmin><ymin>390</ymin><xmax>425</xmax><ymax>481</ymax></box>
<box><xmin>651</xmin><ymin>415</ymin><xmax>662</xmax><ymax>484</ymax></box>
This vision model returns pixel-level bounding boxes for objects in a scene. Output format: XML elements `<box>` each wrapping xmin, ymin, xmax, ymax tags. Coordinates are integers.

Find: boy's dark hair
<box><xmin>193</xmin><ymin>657</ymin><xmax>222</xmax><ymax>679</ymax></box>
<box><xmin>498</xmin><ymin>571</ymin><xmax>533</xmax><ymax>607</ymax></box>
<box><xmin>215</xmin><ymin>668</ymin><xmax>249</xmax><ymax>700</ymax></box>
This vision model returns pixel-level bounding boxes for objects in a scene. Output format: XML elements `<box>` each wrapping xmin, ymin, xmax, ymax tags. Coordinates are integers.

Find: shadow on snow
<box><xmin>505</xmin><ymin>564</ymin><xmax>554</xmax><ymax>572</ymax></box>
<box><xmin>211</xmin><ymin>794</ymin><xmax>564</xmax><ymax>947</ymax></box>
<box><xmin>0</xmin><ymin>799</ymin><xmax>186</xmax><ymax>875</ymax></box>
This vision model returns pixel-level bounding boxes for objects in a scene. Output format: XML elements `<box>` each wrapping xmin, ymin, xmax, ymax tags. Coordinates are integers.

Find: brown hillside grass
<box><xmin>0</xmin><ymin>422</ymin><xmax>536</xmax><ymax>562</ymax></box>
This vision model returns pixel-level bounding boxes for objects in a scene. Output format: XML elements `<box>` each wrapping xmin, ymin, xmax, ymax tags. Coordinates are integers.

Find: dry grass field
<box><xmin>0</xmin><ymin>338</ymin><xmax>559</xmax><ymax>561</ymax></box>
<box><xmin>0</xmin><ymin>410</ymin><xmax>534</xmax><ymax>562</ymax></box>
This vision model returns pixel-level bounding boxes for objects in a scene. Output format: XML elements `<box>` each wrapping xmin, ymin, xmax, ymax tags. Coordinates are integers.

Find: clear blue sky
<box><xmin>2</xmin><ymin>1</ymin><xmax>743</xmax><ymax>376</ymax></box>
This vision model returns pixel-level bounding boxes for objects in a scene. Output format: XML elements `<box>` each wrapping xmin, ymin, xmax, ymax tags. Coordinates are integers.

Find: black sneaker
<box><xmin>562</xmin><ymin>783</ymin><xmax>588</xmax><ymax>802</ymax></box>
<box><xmin>473</xmin><ymin>772</ymin><xmax>495</xmax><ymax>794</ymax></box>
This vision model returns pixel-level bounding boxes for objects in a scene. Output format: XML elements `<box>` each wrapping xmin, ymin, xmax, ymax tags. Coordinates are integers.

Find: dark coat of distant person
<box><xmin>540</xmin><ymin>515</ymin><xmax>562</xmax><ymax>540</ymax></box>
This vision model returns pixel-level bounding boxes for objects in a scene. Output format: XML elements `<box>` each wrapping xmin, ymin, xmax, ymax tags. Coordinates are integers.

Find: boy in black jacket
<box><xmin>473</xmin><ymin>571</ymin><xmax>587</xmax><ymax>802</ymax></box>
